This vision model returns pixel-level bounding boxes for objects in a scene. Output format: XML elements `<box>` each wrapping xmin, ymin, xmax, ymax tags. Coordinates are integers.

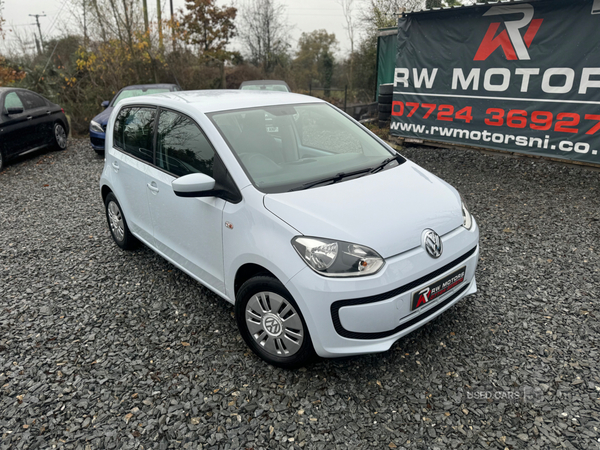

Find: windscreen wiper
<box><xmin>289</xmin><ymin>168</ymin><xmax>372</xmax><ymax>191</ymax></box>
<box><xmin>370</xmin><ymin>154</ymin><xmax>402</xmax><ymax>174</ymax></box>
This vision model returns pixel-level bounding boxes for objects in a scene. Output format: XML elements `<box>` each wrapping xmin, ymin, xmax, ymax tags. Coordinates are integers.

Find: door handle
<box><xmin>46</xmin><ymin>111</ymin><xmax>51</xmax><ymax>115</ymax></box>
<box><xmin>26</xmin><ymin>116</ymin><xmax>32</xmax><ymax>120</ymax></box>
<box><xmin>111</xmin><ymin>161</ymin><xmax>119</xmax><ymax>172</ymax></box>
<box><xmin>147</xmin><ymin>182</ymin><xmax>159</xmax><ymax>194</ymax></box>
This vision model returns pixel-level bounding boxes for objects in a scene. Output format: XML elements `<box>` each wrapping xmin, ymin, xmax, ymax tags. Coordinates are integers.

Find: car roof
<box><xmin>240</xmin><ymin>80</ymin><xmax>289</xmax><ymax>86</ymax></box>
<box><xmin>117</xmin><ymin>90</ymin><xmax>324</xmax><ymax>114</ymax></box>
<box><xmin>0</xmin><ymin>87</ymin><xmax>30</xmax><ymax>93</ymax></box>
<box><xmin>120</xmin><ymin>84</ymin><xmax>179</xmax><ymax>90</ymax></box>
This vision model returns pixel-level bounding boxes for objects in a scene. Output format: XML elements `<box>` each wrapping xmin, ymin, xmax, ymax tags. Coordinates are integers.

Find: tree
<box><xmin>292</xmin><ymin>30</ymin><xmax>338</xmax><ymax>92</ymax></box>
<box><xmin>360</xmin><ymin>0</ymin><xmax>423</xmax><ymax>31</ymax></box>
<box><xmin>181</xmin><ymin>0</ymin><xmax>237</xmax><ymax>59</ymax></box>
<box><xmin>425</xmin><ymin>0</ymin><xmax>461</xmax><ymax>8</ymax></box>
<box><xmin>238</xmin><ymin>0</ymin><xmax>290</xmax><ymax>73</ymax></box>
<box><xmin>338</xmin><ymin>0</ymin><xmax>355</xmax><ymax>88</ymax></box>
<box><xmin>0</xmin><ymin>0</ymin><xmax>25</xmax><ymax>86</ymax></box>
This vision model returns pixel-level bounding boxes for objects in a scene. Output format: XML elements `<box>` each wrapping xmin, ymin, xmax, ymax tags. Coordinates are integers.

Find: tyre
<box><xmin>53</xmin><ymin>122</ymin><xmax>68</xmax><ymax>151</ymax></box>
<box><xmin>378</xmin><ymin>94</ymin><xmax>393</xmax><ymax>104</ymax></box>
<box><xmin>0</xmin><ymin>149</ymin><xmax>4</xmax><ymax>171</ymax></box>
<box><xmin>104</xmin><ymin>192</ymin><xmax>137</xmax><ymax>250</ymax></box>
<box><xmin>236</xmin><ymin>276</ymin><xmax>316</xmax><ymax>368</ymax></box>
<box><xmin>378</xmin><ymin>112</ymin><xmax>391</xmax><ymax>121</ymax></box>
<box><xmin>378</xmin><ymin>120</ymin><xmax>390</xmax><ymax>129</ymax></box>
<box><xmin>379</xmin><ymin>83</ymin><xmax>394</xmax><ymax>95</ymax></box>
<box><xmin>378</xmin><ymin>103</ymin><xmax>392</xmax><ymax>113</ymax></box>
<box><xmin>94</xmin><ymin>149</ymin><xmax>105</xmax><ymax>157</ymax></box>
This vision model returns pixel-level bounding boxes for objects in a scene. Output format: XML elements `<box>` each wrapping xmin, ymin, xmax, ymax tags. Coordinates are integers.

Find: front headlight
<box><xmin>90</xmin><ymin>120</ymin><xmax>104</xmax><ymax>133</ymax></box>
<box><xmin>292</xmin><ymin>237</ymin><xmax>384</xmax><ymax>277</ymax></box>
<box><xmin>461</xmin><ymin>197</ymin><xmax>473</xmax><ymax>230</ymax></box>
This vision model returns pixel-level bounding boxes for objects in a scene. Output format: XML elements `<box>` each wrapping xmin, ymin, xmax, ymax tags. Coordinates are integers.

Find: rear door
<box><xmin>109</xmin><ymin>106</ymin><xmax>156</xmax><ymax>245</ymax></box>
<box><xmin>145</xmin><ymin>108</ymin><xmax>226</xmax><ymax>294</ymax></box>
<box><xmin>17</xmin><ymin>91</ymin><xmax>51</xmax><ymax>147</ymax></box>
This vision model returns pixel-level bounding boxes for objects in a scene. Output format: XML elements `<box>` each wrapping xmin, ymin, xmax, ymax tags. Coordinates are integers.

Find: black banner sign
<box><xmin>391</xmin><ymin>0</ymin><xmax>600</xmax><ymax>165</ymax></box>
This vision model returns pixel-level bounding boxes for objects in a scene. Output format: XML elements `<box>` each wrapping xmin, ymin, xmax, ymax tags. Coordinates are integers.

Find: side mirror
<box><xmin>6</xmin><ymin>106</ymin><xmax>24</xmax><ymax>115</ymax></box>
<box><xmin>172</xmin><ymin>173</ymin><xmax>216</xmax><ymax>198</ymax></box>
<box><xmin>101</xmin><ymin>101</ymin><xmax>110</xmax><ymax>108</ymax></box>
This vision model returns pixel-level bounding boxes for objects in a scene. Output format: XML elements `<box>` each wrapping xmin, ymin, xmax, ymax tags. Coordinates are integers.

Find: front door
<box><xmin>145</xmin><ymin>108</ymin><xmax>226</xmax><ymax>294</ymax></box>
<box><xmin>1</xmin><ymin>91</ymin><xmax>36</xmax><ymax>158</ymax></box>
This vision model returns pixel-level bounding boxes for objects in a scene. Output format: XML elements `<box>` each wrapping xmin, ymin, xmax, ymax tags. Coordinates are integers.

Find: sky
<box><xmin>0</xmin><ymin>0</ymin><xmax>357</xmax><ymax>56</ymax></box>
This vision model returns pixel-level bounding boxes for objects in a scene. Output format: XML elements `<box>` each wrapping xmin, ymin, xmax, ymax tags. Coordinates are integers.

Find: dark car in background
<box><xmin>0</xmin><ymin>87</ymin><xmax>69</xmax><ymax>171</ymax></box>
<box><xmin>239</xmin><ymin>80</ymin><xmax>291</xmax><ymax>92</ymax></box>
<box><xmin>89</xmin><ymin>83</ymin><xmax>180</xmax><ymax>154</ymax></box>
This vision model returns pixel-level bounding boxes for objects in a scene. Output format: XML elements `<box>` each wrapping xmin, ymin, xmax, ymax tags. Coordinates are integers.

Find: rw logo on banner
<box><xmin>474</xmin><ymin>4</ymin><xmax>543</xmax><ymax>61</ymax></box>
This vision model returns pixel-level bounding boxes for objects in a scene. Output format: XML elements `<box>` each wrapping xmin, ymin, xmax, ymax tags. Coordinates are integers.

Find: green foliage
<box><xmin>292</xmin><ymin>30</ymin><xmax>338</xmax><ymax>90</ymax></box>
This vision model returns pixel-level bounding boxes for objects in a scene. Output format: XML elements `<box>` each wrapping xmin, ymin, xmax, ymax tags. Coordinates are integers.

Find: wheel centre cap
<box><xmin>262</xmin><ymin>313</ymin><xmax>283</xmax><ymax>337</ymax></box>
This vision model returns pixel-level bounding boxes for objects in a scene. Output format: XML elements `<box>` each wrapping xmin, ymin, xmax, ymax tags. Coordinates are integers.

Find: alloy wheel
<box><xmin>244</xmin><ymin>291</ymin><xmax>304</xmax><ymax>357</ymax></box>
<box><xmin>55</xmin><ymin>124</ymin><xmax>67</xmax><ymax>149</ymax></box>
<box><xmin>107</xmin><ymin>200</ymin><xmax>125</xmax><ymax>242</ymax></box>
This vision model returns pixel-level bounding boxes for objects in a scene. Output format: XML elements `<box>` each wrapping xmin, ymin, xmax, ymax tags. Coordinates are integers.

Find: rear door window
<box><xmin>156</xmin><ymin>109</ymin><xmax>215</xmax><ymax>177</ymax></box>
<box><xmin>113</xmin><ymin>107</ymin><xmax>156</xmax><ymax>164</ymax></box>
<box><xmin>17</xmin><ymin>91</ymin><xmax>47</xmax><ymax>110</ymax></box>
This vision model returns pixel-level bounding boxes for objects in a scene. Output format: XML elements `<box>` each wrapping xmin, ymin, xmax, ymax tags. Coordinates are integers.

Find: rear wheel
<box><xmin>104</xmin><ymin>192</ymin><xmax>137</xmax><ymax>250</ymax></box>
<box><xmin>0</xmin><ymin>149</ymin><xmax>4</xmax><ymax>171</ymax></box>
<box><xmin>53</xmin><ymin>122</ymin><xmax>68</xmax><ymax>151</ymax></box>
<box><xmin>236</xmin><ymin>276</ymin><xmax>315</xmax><ymax>368</ymax></box>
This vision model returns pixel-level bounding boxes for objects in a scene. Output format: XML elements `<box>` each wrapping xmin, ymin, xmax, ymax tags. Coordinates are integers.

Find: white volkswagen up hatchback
<box><xmin>99</xmin><ymin>91</ymin><xmax>479</xmax><ymax>368</ymax></box>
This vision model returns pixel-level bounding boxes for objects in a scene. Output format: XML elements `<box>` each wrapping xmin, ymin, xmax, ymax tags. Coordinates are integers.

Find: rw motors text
<box><xmin>394</xmin><ymin>67</ymin><xmax>600</xmax><ymax>95</ymax></box>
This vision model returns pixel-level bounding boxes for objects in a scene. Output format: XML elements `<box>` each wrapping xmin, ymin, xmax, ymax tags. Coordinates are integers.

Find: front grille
<box><xmin>90</xmin><ymin>137</ymin><xmax>105</xmax><ymax>147</ymax></box>
<box><xmin>330</xmin><ymin>246</ymin><xmax>477</xmax><ymax>339</ymax></box>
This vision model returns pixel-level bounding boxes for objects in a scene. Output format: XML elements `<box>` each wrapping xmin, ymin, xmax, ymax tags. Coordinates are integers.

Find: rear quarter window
<box><xmin>113</xmin><ymin>107</ymin><xmax>156</xmax><ymax>164</ymax></box>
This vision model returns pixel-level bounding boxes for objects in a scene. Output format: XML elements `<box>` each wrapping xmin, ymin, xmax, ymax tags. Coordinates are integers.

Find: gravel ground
<box><xmin>1</xmin><ymin>139</ymin><xmax>599</xmax><ymax>450</ymax></box>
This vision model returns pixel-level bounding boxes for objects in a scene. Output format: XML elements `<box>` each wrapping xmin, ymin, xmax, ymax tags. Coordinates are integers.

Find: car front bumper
<box><xmin>284</xmin><ymin>221</ymin><xmax>479</xmax><ymax>358</ymax></box>
<box><xmin>90</xmin><ymin>130</ymin><xmax>106</xmax><ymax>151</ymax></box>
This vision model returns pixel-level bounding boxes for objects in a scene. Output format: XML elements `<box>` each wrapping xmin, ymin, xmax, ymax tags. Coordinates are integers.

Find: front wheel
<box><xmin>236</xmin><ymin>276</ymin><xmax>316</xmax><ymax>368</ymax></box>
<box><xmin>53</xmin><ymin>122</ymin><xmax>68</xmax><ymax>151</ymax></box>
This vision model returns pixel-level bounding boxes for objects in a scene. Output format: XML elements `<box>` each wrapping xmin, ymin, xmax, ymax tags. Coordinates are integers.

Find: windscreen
<box><xmin>210</xmin><ymin>103</ymin><xmax>399</xmax><ymax>193</ymax></box>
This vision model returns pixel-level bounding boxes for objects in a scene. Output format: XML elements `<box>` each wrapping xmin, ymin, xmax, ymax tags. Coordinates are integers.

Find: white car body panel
<box><xmin>145</xmin><ymin>165</ymin><xmax>227</xmax><ymax>295</ymax></box>
<box><xmin>264</xmin><ymin>161</ymin><xmax>463</xmax><ymax>259</ymax></box>
<box><xmin>99</xmin><ymin>90</ymin><xmax>480</xmax><ymax>359</ymax></box>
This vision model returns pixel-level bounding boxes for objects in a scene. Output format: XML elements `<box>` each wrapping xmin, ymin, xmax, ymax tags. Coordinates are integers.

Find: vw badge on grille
<box><xmin>422</xmin><ymin>229</ymin><xmax>443</xmax><ymax>258</ymax></box>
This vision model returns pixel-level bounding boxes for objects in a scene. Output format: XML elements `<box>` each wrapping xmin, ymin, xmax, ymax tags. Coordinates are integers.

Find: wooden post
<box><xmin>170</xmin><ymin>0</ymin><xmax>176</xmax><ymax>51</ymax></box>
<box><xmin>142</xmin><ymin>0</ymin><xmax>149</xmax><ymax>33</ymax></box>
<box><xmin>157</xmin><ymin>0</ymin><xmax>164</xmax><ymax>52</ymax></box>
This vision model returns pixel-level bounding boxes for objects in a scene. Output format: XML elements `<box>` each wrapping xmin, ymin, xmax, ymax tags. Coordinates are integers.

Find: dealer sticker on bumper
<box><xmin>411</xmin><ymin>267</ymin><xmax>466</xmax><ymax>311</ymax></box>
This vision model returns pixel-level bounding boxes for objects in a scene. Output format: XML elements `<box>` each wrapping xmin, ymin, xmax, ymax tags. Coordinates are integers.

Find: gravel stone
<box><xmin>0</xmin><ymin>139</ymin><xmax>599</xmax><ymax>449</ymax></box>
